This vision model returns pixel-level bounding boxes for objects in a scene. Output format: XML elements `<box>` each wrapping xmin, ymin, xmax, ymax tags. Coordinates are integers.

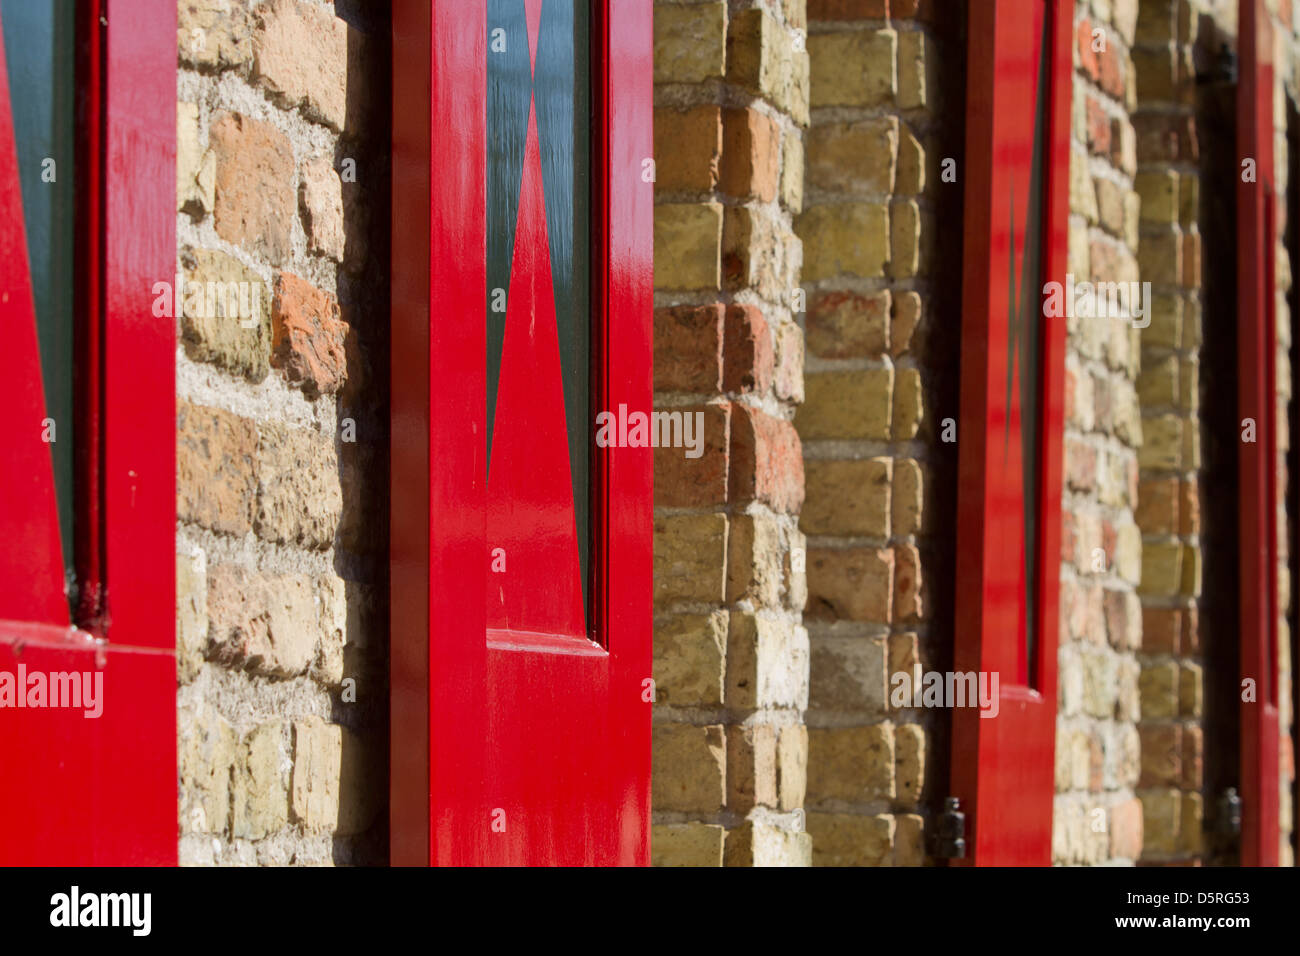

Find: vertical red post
<box><xmin>1237</xmin><ymin>0</ymin><xmax>1281</xmax><ymax>868</ymax></box>
<box><xmin>951</xmin><ymin>0</ymin><xmax>1071</xmax><ymax>865</ymax></box>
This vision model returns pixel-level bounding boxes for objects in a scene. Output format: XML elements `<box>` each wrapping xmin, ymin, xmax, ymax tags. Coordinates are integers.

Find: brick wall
<box><xmin>1129</xmin><ymin>0</ymin><xmax>1208</xmax><ymax>864</ymax></box>
<box><xmin>174</xmin><ymin>0</ymin><xmax>389</xmax><ymax>865</ymax></box>
<box><xmin>650</xmin><ymin>0</ymin><xmax>812</xmax><ymax>866</ymax></box>
<box><xmin>794</xmin><ymin>0</ymin><xmax>952</xmax><ymax>867</ymax></box>
<box><xmin>1053</xmin><ymin>0</ymin><xmax>1146</xmax><ymax>865</ymax></box>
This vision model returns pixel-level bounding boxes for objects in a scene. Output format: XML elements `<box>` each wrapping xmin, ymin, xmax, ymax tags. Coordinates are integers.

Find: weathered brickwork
<box><xmin>174</xmin><ymin>0</ymin><xmax>388</xmax><ymax>866</ymax></box>
<box><xmin>1054</xmin><ymin>0</ymin><xmax>1146</xmax><ymax>866</ymax></box>
<box><xmin>795</xmin><ymin>0</ymin><xmax>951</xmax><ymax>866</ymax></box>
<box><xmin>651</xmin><ymin>0</ymin><xmax>812</xmax><ymax>866</ymax></box>
<box><xmin>1129</xmin><ymin>0</ymin><xmax>1206</xmax><ymax>864</ymax></box>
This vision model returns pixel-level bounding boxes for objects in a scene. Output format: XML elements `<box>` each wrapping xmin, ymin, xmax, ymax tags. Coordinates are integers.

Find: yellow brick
<box><xmin>892</xmin><ymin>367</ymin><xmax>923</xmax><ymax>439</ymax></box>
<box><xmin>780</xmin><ymin>128</ymin><xmax>804</xmax><ymax>213</ymax></box>
<box><xmin>728</xmin><ymin>9</ymin><xmax>808</xmax><ymax>123</ymax></box>
<box><xmin>1136</xmin><ymin>170</ymin><xmax>1179</xmax><ymax>223</ymax></box>
<box><xmin>654</xmin><ymin>513</ymin><xmax>728</xmax><ymax>604</ymax></box>
<box><xmin>654</xmin><ymin>202</ymin><xmax>722</xmax><ymax>290</ymax></box>
<box><xmin>652</xmin><ymin>723</ymin><xmax>726</xmax><ymax>812</ymax></box>
<box><xmin>809</xmin><ymin>29</ymin><xmax>896</xmax><ymax>107</ymax></box>
<box><xmin>803</xmin><ymin>458</ymin><xmax>892</xmax><ymax>536</ymax></box>
<box><xmin>807</xmin><ymin>547</ymin><xmax>894</xmax><ymax>622</ymax></box>
<box><xmin>778</xmin><ymin>724</ymin><xmax>807</xmax><ymax>811</ymax></box>
<box><xmin>892</xmin><ymin>458</ymin><xmax>924</xmax><ymax>535</ymax></box>
<box><xmin>806</xmin><ymin>118</ymin><xmax>897</xmax><ymax>197</ymax></box>
<box><xmin>889</xmin><ymin>199</ymin><xmax>921</xmax><ymax>278</ymax></box>
<box><xmin>653</xmin><ymin>612</ymin><xmax>727</xmax><ymax>707</ymax></box>
<box><xmin>799</xmin><ymin>368</ymin><xmax>894</xmax><ymax>440</ymax></box>
<box><xmin>652</xmin><ymin>823</ymin><xmax>725</xmax><ymax>867</ymax></box>
<box><xmin>654</xmin><ymin>1</ymin><xmax>726</xmax><ymax>84</ymax></box>
<box><xmin>808</xmin><ymin>724</ymin><xmax>895</xmax><ymax>804</ymax></box>
<box><xmin>797</xmin><ymin>203</ymin><xmax>890</xmax><ymax>280</ymax></box>
<box><xmin>808</xmin><ymin>812</ymin><xmax>895</xmax><ymax>866</ymax></box>
<box><xmin>896</xmin><ymin>125</ymin><xmax>925</xmax><ymax>195</ymax></box>
<box><xmin>897</xmin><ymin>30</ymin><xmax>931</xmax><ymax>109</ymax></box>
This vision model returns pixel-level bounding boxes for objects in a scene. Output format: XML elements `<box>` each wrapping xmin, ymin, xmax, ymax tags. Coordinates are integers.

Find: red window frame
<box><xmin>1237</xmin><ymin>0</ymin><xmax>1281</xmax><ymax>868</ymax></box>
<box><xmin>389</xmin><ymin>0</ymin><xmax>652</xmax><ymax>865</ymax></box>
<box><xmin>950</xmin><ymin>0</ymin><xmax>1071</xmax><ymax>866</ymax></box>
<box><xmin>0</xmin><ymin>0</ymin><xmax>175</xmax><ymax>865</ymax></box>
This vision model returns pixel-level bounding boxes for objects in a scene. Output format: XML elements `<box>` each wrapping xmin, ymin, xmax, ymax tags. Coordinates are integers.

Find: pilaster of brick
<box><xmin>1052</xmin><ymin>0</ymin><xmax>1145</xmax><ymax>867</ymax></box>
<box><xmin>1129</xmin><ymin>0</ymin><xmax>1206</xmax><ymax>866</ymax></box>
<box><xmin>651</xmin><ymin>0</ymin><xmax>811</xmax><ymax>866</ymax></box>
<box><xmin>793</xmin><ymin>0</ymin><xmax>945</xmax><ymax>868</ymax></box>
<box><xmin>175</xmin><ymin>0</ymin><xmax>387</xmax><ymax>866</ymax></box>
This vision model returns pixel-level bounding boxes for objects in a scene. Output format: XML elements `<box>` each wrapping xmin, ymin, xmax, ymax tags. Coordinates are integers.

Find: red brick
<box><xmin>654</xmin><ymin>106</ymin><xmax>722</xmax><ymax>193</ymax></box>
<box><xmin>729</xmin><ymin>404</ymin><xmax>804</xmax><ymax>513</ymax></box>
<box><xmin>271</xmin><ymin>272</ymin><xmax>350</xmax><ymax>397</ymax></box>
<box><xmin>209</xmin><ymin>111</ymin><xmax>295</xmax><ymax>264</ymax></box>
<box><xmin>1078</xmin><ymin>18</ymin><xmax>1099</xmax><ymax>80</ymax></box>
<box><xmin>1101</xmin><ymin>519</ymin><xmax>1118</xmax><ymax>570</ymax></box>
<box><xmin>722</xmin><ymin>305</ymin><xmax>774</xmax><ymax>395</ymax></box>
<box><xmin>654</xmin><ymin>403</ymin><xmax>731</xmax><ymax>507</ymax></box>
<box><xmin>1098</xmin><ymin>41</ymin><xmax>1126</xmax><ymax>99</ymax></box>
<box><xmin>721</xmin><ymin>108</ymin><xmax>779</xmax><ymax>203</ymax></box>
<box><xmin>1065</xmin><ymin>437</ymin><xmax>1097</xmax><ymax>492</ymax></box>
<box><xmin>1136</xmin><ymin>477</ymin><xmax>1179</xmax><ymax>533</ymax></box>
<box><xmin>1061</xmin><ymin>510</ymin><xmax>1078</xmax><ymax>565</ymax></box>
<box><xmin>1142</xmin><ymin>607</ymin><xmax>1182</xmax><ymax>655</ymax></box>
<box><xmin>1110</xmin><ymin>797</ymin><xmax>1144</xmax><ymax>860</ymax></box>
<box><xmin>654</xmin><ymin>304</ymin><xmax>724</xmax><ymax>392</ymax></box>
<box><xmin>177</xmin><ymin>401</ymin><xmax>259</xmax><ymax>536</ymax></box>
<box><xmin>1086</xmin><ymin>96</ymin><xmax>1111</xmax><ymax>156</ymax></box>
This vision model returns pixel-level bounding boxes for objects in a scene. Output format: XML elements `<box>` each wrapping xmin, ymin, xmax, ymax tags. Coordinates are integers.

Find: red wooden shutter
<box><xmin>1237</xmin><ymin>0</ymin><xmax>1281</xmax><ymax>868</ymax></box>
<box><xmin>0</xmin><ymin>0</ymin><xmax>175</xmax><ymax>865</ymax></box>
<box><xmin>390</xmin><ymin>0</ymin><xmax>652</xmax><ymax>866</ymax></box>
<box><xmin>950</xmin><ymin>0</ymin><xmax>1072</xmax><ymax>865</ymax></box>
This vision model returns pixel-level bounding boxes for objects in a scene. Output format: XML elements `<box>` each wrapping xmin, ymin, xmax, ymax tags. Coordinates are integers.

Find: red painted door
<box><xmin>1237</xmin><ymin>0</ymin><xmax>1281</xmax><ymax>867</ymax></box>
<box><xmin>0</xmin><ymin>0</ymin><xmax>175</xmax><ymax>865</ymax></box>
<box><xmin>950</xmin><ymin>0</ymin><xmax>1071</xmax><ymax>865</ymax></box>
<box><xmin>391</xmin><ymin>0</ymin><xmax>652</xmax><ymax>865</ymax></box>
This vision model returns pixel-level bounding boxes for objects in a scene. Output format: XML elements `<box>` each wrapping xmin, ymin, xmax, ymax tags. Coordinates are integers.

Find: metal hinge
<box><xmin>930</xmin><ymin>796</ymin><xmax>967</xmax><ymax>860</ymax></box>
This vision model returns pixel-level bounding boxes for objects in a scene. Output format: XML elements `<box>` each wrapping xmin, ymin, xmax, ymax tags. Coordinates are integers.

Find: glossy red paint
<box><xmin>391</xmin><ymin>0</ymin><xmax>652</xmax><ymax>865</ymax></box>
<box><xmin>0</xmin><ymin>12</ymin><xmax>72</xmax><ymax>628</ymax></box>
<box><xmin>1237</xmin><ymin>0</ymin><xmax>1281</xmax><ymax>868</ymax></box>
<box><xmin>76</xmin><ymin>0</ymin><xmax>106</xmax><ymax>627</ymax></box>
<box><xmin>951</xmin><ymin>0</ymin><xmax>1070</xmax><ymax>866</ymax></box>
<box><xmin>486</xmin><ymin>99</ymin><xmax>586</xmax><ymax>639</ymax></box>
<box><xmin>0</xmin><ymin>0</ymin><xmax>175</xmax><ymax>865</ymax></box>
